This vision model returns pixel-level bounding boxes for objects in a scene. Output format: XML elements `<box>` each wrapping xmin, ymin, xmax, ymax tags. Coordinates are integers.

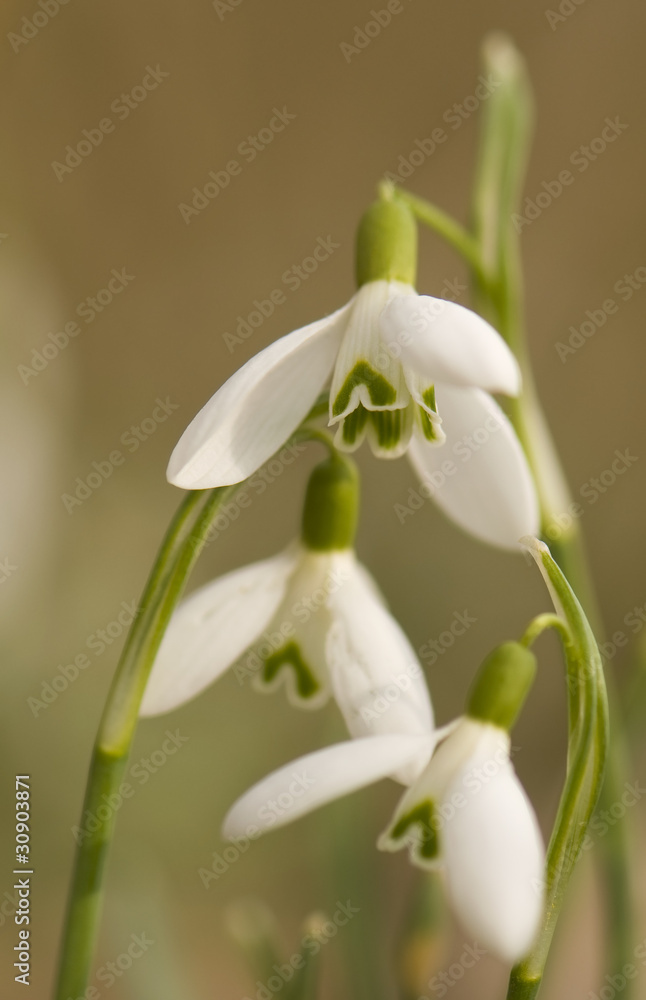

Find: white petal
<box><xmin>326</xmin><ymin>563</ymin><xmax>434</xmax><ymax>781</ymax></box>
<box><xmin>442</xmin><ymin>729</ymin><xmax>545</xmax><ymax>963</ymax></box>
<box><xmin>167</xmin><ymin>303</ymin><xmax>351</xmax><ymax>488</ymax></box>
<box><xmin>381</xmin><ymin>294</ymin><xmax>520</xmax><ymax>396</ymax></box>
<box><xmin>352</xmin><ymin>559</ymin><xmax>389</xmax><ymax>606</ymax></box>
<box><xmin>408</xmin><ymin>385</ymin><xmax>539</xmax><ymax>551</ymax></box>
<box><xmin>140</xmin><ymin>547</ymin><xmax>299</xmax><ymax>716</ymax></box>
<box><xmin>222</xmin><ymin>735</ymin><xmax>432</xmax><ymax>840</ymax></box>
<box><xmin>329</xmin><ymin>281</ymin><xmax>413</xmax><ymax>421</ymax></box>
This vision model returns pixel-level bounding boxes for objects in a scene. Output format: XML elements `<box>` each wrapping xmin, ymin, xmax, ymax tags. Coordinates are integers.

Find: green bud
<box><xmin>355</xmin><ymin>195</ymin><xmax>417</xmax><ymax>288</ymax></box>
<box><xmin>467</xmin><ymin>641</ymin><xmax>537</xmax><ymax>731</ymax></box>
<box><xmin>301</xmin><ymin>454</ymin><xmax>359</xmax><ymax>551</ymax></box>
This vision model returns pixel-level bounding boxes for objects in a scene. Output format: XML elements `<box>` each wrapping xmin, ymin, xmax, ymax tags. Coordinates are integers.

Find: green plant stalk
<box><xmin>54</xmin><ymin>485</ymin><xmax>234</xmax><ymax>1000</ymax></box>
<box><xmin>394</xmin><ymin>188</ymin><xmax>487</xmax><ymax>282</ymax></box>
<box><xmin>395</xmin><ymin>871</ymin><xmax>446</xmax><ymax>1000</ymax></box>
<box><xmin>286</xmin><ymin>916</ymin><xmax>323</xmax><ymax>1000</ymax></box>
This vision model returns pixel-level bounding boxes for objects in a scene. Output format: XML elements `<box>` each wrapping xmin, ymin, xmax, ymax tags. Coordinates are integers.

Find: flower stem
<box><xmin>392</xmin><ymin>188</ymin><xmax>488</xmax><ymax>282</ymax></box>
<box><xmin>519</xmin><ymin>613</ymin><xmax>569</xmax><ymax>650</ymax></box>
<box><xmin>54</xmin><ymin>485</ymin><xmax>234</xmax><ymax>1000</ymax></box>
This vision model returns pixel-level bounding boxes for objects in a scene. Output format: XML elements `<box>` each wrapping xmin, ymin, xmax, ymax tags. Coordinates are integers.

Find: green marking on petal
<box><xmin>422</xmin><ymin>386</ymin><xmax>437</xmax><ymax>412</ymax></box>
<box><xmin>418</xmin><ymin>387</ymin><xmax>441</xmax><ymax>442</ymax></box>
<box><xmin>390</xmin><ymin>799</ymin><xmax>440</xmax><ymax>860</ymax></box>
<box><xmin>418</xmin><ymin>406</ymin><xmax>442</xmax><ymax>442</ymax></box>
<box><xmin>370</xmin><ymin>408</ymin><xmax>405</xmax><ymax>450</ymax></box>
<box><xmin>332</xmin><ymin>360</ymin><xmax>397</xmax><ymax>417</ymax></box>
<box><xmin>262</xmin><ymin>641</ymin><xmax>321</xmax><ymax>700</ymax></box>
<box><xmin>341</xmin><ymin>404</ymin><xmax>369</xmax><ymax>446</ymax></box>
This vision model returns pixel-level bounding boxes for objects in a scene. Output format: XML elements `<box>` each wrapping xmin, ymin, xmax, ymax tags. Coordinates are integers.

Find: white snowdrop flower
<box><xmin>141</xmin><ymin>456</ymin><xmax>433</xmax><ymax>768</ymax></box>
<box><xmin>223</xmin><ymin>642</ymin><xmax>544</xmax><ymax>964</ymax></box>
<box><xmin>166</xmin><ymin>197</ymin><xmax>539</xmax><ymax>550</ymax></box>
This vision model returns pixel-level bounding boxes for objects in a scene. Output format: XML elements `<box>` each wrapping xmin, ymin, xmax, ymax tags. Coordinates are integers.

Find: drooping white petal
<box><xmin>140</xmin><ymin>547</ymin><xmax>299</xmax><ymax>717</ymax></box>
<box><xmin>222</xmin><ymin>734</ymin><xmax>433</xmax><ymax>840</ymax></box>
<box><xmin>442</xmin><ymin>727</ymin><xmax>545</xmax><ymax>963</ymax></box>
<box><xmin>352</xmin><ymin>560</ymin><xmax>389</xmax><ymax>606</ymax></box>
<box><xmin>381</xmin><ymin>294</ymin><xmax>520</xmax><ymax>396</ymax></box>
<box><xmin>325</xmin><ymin>563</ymin><xmax>434</xmax><ymax>781</ymax></box>
<box><xmin>329</xmin><ymin>281</ymin><xmax>414</xmax><ymax>421</ymax></box>
<box><xmin>408</xmin><ymin>385</ymin><xmax>539</xmax><ymax>551</ymax></box>
<box><xmin>167</xmin><ymin>302</ymin><xmax>352</xmax><ymax>489</ymax></box>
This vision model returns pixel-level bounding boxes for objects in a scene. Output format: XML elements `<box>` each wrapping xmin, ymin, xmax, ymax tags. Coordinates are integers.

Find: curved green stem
<box><xmin>301</xmin><ymin>391</ymin><xmax>331</xmax><ymax>426</ymax></box>
<box><xmin>291</xmin><ymin>426</ymin><xmax>336</xmax><ymax>454</ymax></box>
<box><xmin>392</xmin><ymin>188</ymin><xmax>488</xmax><ymax>282</ymax></box>
<box><xmin>519</xmin><ymin>613</ymin><xmax>569</xmax><ymax>650</ymax></box>
<box><xmin>54</xmin><ymin>485</ymin><xmax>234</xmax><ymax>1000</ymax></box>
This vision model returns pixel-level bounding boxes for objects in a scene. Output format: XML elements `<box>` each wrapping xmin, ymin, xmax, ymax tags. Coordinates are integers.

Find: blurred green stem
<box><xmin>53</xmin><ymin>486</ymin><xmax>234</xmax><ymax>1000</ymax></box>
<box><xmin>393</xmin><ymin>188</ymin><xmax>486</xmax><ymax>280</ymax></box>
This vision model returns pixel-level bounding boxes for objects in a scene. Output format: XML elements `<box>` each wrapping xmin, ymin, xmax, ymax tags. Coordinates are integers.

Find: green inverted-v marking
<box><xmin>332</xmin><ymin>360</ymin><xmax>396</xmax><ymax>416</ymax></box>
<box><xmin>262</xmin><ymin>641</ymin><xmax>320</xmax><ymax>700</ymax></box>
<box><xmin>390</xmin><ymin>799</ymin><xmax>440</xmax><ymax>860</ymax></box>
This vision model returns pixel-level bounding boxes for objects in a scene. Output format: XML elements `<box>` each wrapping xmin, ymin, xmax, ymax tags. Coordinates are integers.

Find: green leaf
<box><xmin>508</xmin><ymin>539</ymin><xmax>609</xmax><ymax>999</ymax></box>
<box><xmin>471</xmin><ymin>32</ymin><xmax>534</xmax><ymax>277</ymax></box>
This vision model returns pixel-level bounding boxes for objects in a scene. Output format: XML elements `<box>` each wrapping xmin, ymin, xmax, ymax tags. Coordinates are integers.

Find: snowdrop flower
<box><xmin>167</xmin><ymin>196</ymin><xmax>539</xmax><ymax>550</ymax></box>
<box><xmin>223</xmin><ymin>642</ymin><xmax>544</xmax><ymax>964</ymax></box>
<box><xmin>141</xmin><ymin>455</ymin><xmax>433</xmax><ymax>772</ymax></box>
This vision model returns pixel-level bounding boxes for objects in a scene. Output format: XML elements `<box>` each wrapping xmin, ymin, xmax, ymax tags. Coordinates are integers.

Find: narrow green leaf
<box><xmin>508</xmin><ymin>539</ymin><xmax>609</xmax><ymax>999</ymax></box>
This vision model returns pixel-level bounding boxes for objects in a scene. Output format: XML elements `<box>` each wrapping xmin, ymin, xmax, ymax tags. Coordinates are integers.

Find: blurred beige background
<box><xmin>1</xmin><ymin>1</ymin><xmax>645</xmax><ymax>998</ymax></box>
